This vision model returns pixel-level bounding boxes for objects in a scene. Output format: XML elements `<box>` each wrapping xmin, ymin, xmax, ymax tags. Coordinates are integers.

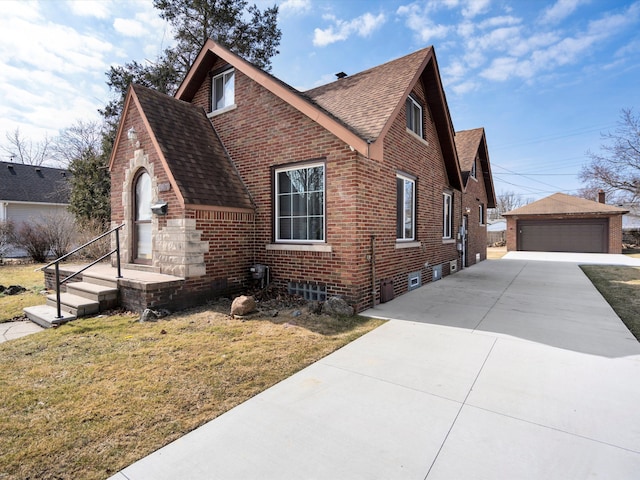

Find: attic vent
<box><xmin>335</xmin><ymin>72</ymin><xmax>347</xmax><ymax>79</ymax></box>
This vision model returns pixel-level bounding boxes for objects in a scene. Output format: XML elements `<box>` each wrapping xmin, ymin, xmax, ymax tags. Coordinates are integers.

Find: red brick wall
<box><xmin>188</xmin><ymin>61</ymin><xmax>461</xmax><ymax>311</ymax></box>
<box><xmin>462</xmin><ymin>162</ymin><xmax>489</xmax><ymax>266</ymax></box>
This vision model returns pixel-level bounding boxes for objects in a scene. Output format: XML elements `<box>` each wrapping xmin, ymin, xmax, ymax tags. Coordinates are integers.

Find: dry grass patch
<box><xmin>487</xmin><ymin>246</ymin><xmax>507</xmax><ymax>259</ymax></box>
<box><xmin>0</xmin><ymin>307</ymin><xmax>384</xmax><ymax>479</ymax></box>
<box><xmin>0</xmin><ymin>263</ymin><xmax>46</xmax><ymax>322</ymax></box>
<box><xmin>581</xmin><ymin>265</ymin><xmax>640</xmax><ymax>340</ymax></box>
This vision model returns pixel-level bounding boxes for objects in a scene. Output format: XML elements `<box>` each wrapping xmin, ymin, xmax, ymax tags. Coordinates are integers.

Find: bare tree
<box><xmin>51</xmin><ymin>120</ymin><xmax>103</xmax><ymax>166</ymax></box>
<box><xmin>1</xmin><ymin>128</ymin><xmax>52</xmax><ymax>166</ymax></box>
<box><xmin>580</xmin><ymin>108</ymin><xmax>640</xmax><ymax>205</ymax></box>
<box><xmin>490</xmin><ymin>190</ymin><xmax>533</xmax><ymax>219</ymax></box>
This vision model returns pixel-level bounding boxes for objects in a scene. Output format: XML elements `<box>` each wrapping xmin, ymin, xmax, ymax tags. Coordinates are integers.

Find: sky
<box><xmin>1</xmin><ymin>0</ymin><xmax>640</xmax><ymax>203</ymax></box>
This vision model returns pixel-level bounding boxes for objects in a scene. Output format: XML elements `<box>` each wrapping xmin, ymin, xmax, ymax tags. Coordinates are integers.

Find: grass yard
<box><xmin>0</xmin><ymin>305</ymin><xmax>384</xmax><ymax>479</ymax></box>
<box><xmin>0</xmin><ymin>263</ymin><xmax>46</xmax><ymax>322</ymax></box>
<box><xmin>581</xmin><ymin>265</ymin><xmax>640</xmax><ymax>341</ymax></box>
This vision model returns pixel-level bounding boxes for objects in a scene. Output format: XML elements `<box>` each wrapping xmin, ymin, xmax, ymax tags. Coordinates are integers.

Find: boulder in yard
<box><xmin>231</xmin><ymin>295</ymin><xmax>257</xmax><ymax>316</ymax></box>
<box><xmin>4</xmin><ymin>285</ymin><xmax>26</xmax><ymax>296</ymax></box>
<box><xmin>321</xmin><ymin>296</ymin><xmax>354</xmax><ymax>317</ymax></box>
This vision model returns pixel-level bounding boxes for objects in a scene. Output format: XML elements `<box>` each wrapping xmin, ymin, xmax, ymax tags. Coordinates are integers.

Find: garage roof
<box><xmin>503</xmin><ymin>192</ymin><xmax>629</xmax><ymax>216</ymax></box>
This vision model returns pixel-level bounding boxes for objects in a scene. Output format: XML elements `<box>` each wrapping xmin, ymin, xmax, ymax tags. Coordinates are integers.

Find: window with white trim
<box><xmin>212</xmin><ymin>68</ymin><xmax>235</xmax><ymax>111</ymax></box>
<box><xmin>275</xmin><ymin>163</ymin><xmax>325</xmax><ymax>242</ymax></box>
<box><xmin>470</xmin><ymin>159</ymin><xmax>477</xmax><ymax>179</ymax></box>
<box><xmin>479</xmin><ymin>203</ymin><xmax>485</xmax><ymax>225</ymax></box>
<box><xmin>396</xmin><ymin>174</ymin><xmax>415</xmax><ymax>241</ymax></box>
<box><xmin>406</xmin><ymin>95</ymin><xmax>423</xmax><ymax>137</ymax></box>
<box><xmin>443</xmin><ymin>192</ymin><xmax>453</xmax><ymax>239</ymax></box>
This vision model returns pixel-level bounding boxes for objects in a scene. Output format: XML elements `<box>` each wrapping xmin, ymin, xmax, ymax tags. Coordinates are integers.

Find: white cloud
<box><xmin>397</xmin><ymin>3</ymin><xmax>450</xmax><ymax>43</ymax></box>
<box><xmin>114</xmin><ymin>18</ymin><xmax>147</xmax><ymax>38</ymax></box>
<box><xmin>451</xmin><ymin>80</ymin><xmax>479</xmax><ymax>95</ymax></box>
<box><xmin>540</xmin><ymin>0</ymin><xmax>583</xmax><ymax>25</ymax></box>
<box><xmin>313</xmin><ymin>12</ymin><xmax>386</xmax><ymax>46</ymax></box>
<box><xmin>279</xmin><ymin>0</ymin><xmax>311</xmax><ymax>15</ymax></box>
<box><xmin>66</xmin><ymin>0</ymin><xmax>111</xmax><ymax>19</ymax></box>
<box><xmin>461</xmin><ymin>0</ymin><xmax>490</xmax><ymax>19</ymax></box>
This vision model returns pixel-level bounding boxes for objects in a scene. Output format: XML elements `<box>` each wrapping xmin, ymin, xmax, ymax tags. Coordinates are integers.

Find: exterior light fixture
<box><xmin>127</xmin><ymin>127</ymin><xmax>139</xmax><ymax>148</ymax></box>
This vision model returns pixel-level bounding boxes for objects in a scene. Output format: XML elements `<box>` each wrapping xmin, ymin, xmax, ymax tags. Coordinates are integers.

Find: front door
<box><xmin>134</xmin><ymin>171</ymin><xmax>152</xmax><ymax>264</ymax></box>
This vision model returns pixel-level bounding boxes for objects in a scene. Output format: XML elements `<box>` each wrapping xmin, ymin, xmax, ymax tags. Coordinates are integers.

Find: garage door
<box><xmin>517</xmin><ymin>219</ymin><xmax>608</xmax><ymax>253</ymax></box>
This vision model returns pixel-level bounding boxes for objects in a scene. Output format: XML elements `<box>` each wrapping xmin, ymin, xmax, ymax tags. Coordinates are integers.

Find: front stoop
<box><xmin>66</xmin><ymin>282</ymin><xmax>119</xmax><ymax>310</ymax></box>
<box><xmin>24</xmin><ymin>305</ymin><xmax>77</xmax><ymax>328</ymax></box>
<box><xmin>46</xmin><ymin>292</ymin><xmax>100</xmax><ymax>316</ymax></box>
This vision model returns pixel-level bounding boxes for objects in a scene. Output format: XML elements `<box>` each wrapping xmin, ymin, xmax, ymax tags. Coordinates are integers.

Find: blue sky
<box><xmin>1</xmin><ymin>0</ymin><xmax>639</xmax><ymax>202</ymax></box>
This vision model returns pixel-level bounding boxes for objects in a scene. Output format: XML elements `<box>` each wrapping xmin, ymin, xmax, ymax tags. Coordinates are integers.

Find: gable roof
<box><xmin>0</xmin><ymin>161</ymin><xmax>71</xmax><ymax>204</ymax></box>
<box><xmin>176</xmin><ymin>39</ymin><xmax>463</xmax><ymax>190</ymax></box>
<box><xmin>455</xmin><ymin>127</ymin><xmax>496</xmax><ymax>208</ymax></box>
<box><xmin>304</xmin><ymin>47</ymin><xmax>432</xmax><ymax>141</ymax></box>
<box><xmin>503</xmin><ymin>192</ymin><xmax>629</xmax><ymax>216</ymax></box>
<box><xmin>111</xmin><ymin>84</ymin><xmax>253</xmax><ymax>211</ymax></box>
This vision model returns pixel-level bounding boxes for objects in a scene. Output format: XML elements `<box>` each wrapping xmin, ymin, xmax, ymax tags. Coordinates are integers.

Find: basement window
<box><xmin>288</xmin><ymin>282</ymin><xmax>327</xmax><ymax>301</ymax></box>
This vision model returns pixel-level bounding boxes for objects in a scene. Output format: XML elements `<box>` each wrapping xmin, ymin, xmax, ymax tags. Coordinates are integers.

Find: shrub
<box><xmin>71</xmin><ymin>218</ymin><xmax>111</xmax><ymax>261</ymax></box>
<box><xmin>10</xmin><ymin>212</ymin><xmax>78</xmax><ymax>263</ymax></box>
<box><xmin>0</xmin><ymin>220</ymin><xmax>14</xmax><ymax>260</ymax></box>
<box><xmin>12</xmin><ymin>222</ymin><xmax>51</xmax><ymax>263</ymax></box>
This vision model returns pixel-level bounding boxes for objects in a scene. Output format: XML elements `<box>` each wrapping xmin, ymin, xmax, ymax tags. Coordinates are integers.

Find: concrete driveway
<box><xmin>111</xmin><ymin>254</ymin><xmax>640</xmax><ymax>479</ymax></box>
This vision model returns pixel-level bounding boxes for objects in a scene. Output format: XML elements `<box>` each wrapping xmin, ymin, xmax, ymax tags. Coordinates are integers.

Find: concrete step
<box><xmin>46</xmin><ymin>292</ymin><xmax>99</xmax><ymax>317</ymax></box>
<box><xmin>24</xmin><ymin>305</ymin><xmax>76</xmax><ymax>328</ymax></box>
<box><xmin>81</xmin><ymin>273</ymin><xmax>118</xmax><ymax>289</ymax></box>
<box><xmin>66</xmin><ymin>281</ymin><xmax>118</xmax><ymax>306</ymax></box>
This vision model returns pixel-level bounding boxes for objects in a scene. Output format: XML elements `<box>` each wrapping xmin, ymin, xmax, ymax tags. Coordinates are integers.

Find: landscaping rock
<box><xmin>139</xmin><ymin>308</ymin><xmax>169</xmax><ymax>322</ymax></box>
<box><xmin>321</xmin><ymin>296</ymin><xmax>354</xmax><ymax>317</ymax></box>
<box><xmin>0</xmin><ymin>285</ymin><xmax>5</xmax><ymax>293</ymax></box>
<box><xmin>231</xmin><ymin>295</ymin><xmax>257</xmax><ymax>316</ymax></box>
<box><xmin>4</xmin><ymin>285</ymin><xmax>26</xmax><ymax>296</ymax></box>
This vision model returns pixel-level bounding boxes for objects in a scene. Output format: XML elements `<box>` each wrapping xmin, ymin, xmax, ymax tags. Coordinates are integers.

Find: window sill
<box><xmin>442</xmin><ymin>238</ymin><xmax>456</xmax><ymax>244</ymax></box>
<box><xmin>207</xmin><ymin>104</ymin><xmax>237</xmax><ymax>118</ymax></box>
<box><xmin>266</xmin><ymin>243</ymin><xmax>332</xmax><ymax>253</ymax></box>
<box><xmin>395</xmin><ymin>241</ymin><xmax>421</xmax><ymax>249</ymax></box>
<box><xmin>406</xmin><ymin>127</ymin><xmax>429</xmax><ymax>146</ymax></box>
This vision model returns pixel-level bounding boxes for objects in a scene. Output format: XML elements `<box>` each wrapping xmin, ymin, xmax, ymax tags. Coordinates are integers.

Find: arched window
<box><xmin>134</xmin><ymin>170</ymin><xmax>152</xmax><ymax>263</ymax></box>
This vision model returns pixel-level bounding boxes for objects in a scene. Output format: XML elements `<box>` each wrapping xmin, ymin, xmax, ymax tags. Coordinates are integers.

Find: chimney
<box><xmin>335</xmin><ymin>72</ymin><xmax>347</xmax><ymax>79</ymax></box>
<box><xmin>598</xmin><ymin>189</ymin><xmax>606</xmax><ymax>204</ymax></box>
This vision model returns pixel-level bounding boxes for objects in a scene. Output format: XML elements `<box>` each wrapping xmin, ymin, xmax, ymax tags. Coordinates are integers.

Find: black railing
<box><xmin>39</xmin><ymin>224</ymin><xmax>125</xmax><ymax>319</ymax></box>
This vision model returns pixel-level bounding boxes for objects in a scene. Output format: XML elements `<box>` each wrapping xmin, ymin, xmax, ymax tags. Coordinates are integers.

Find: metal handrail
<box><xmin>39</xmin><ymin>223</ymin><xmax>125</xmax><ymax>319</ymax></box>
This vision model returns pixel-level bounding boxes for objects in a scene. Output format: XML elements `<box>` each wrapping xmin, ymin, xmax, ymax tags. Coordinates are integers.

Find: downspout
<box><xmin>371</xmin><ymin>234</ymin><xmax>376</xmax><ymax>309</ymax></box>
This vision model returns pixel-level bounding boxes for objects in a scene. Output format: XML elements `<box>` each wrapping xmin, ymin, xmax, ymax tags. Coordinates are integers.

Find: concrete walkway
<box><xmin>0</xmin><ymin>320</ymin><xmax>43</xmax><ymax>343</ymax></box>
<box><xmin>111</xmin><ymin>255</ymin><xmax>640</xmax><ymax>480</ymax></box>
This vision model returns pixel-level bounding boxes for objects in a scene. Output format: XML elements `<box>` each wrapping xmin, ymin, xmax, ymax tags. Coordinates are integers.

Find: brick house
<box><xmin>454</xmin><ymin>128</ymin><xmax>496</xmax><ymax>266</ymax></box>
<box><xmin>503</xmin><ymin>192</ymin><xmax>629</xmax><ymax>254</ymax></box>
<box><xmin>108</xmin><ymin>40</ymin><xmax>494</xmax><ymax>312</ymax></box>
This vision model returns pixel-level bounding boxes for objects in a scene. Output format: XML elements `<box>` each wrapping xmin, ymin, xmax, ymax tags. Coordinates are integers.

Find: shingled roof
<box><xmin>176</xmin><ymin>40</ymin><xmax>463</xmax><ymax>190</ymax></box>
<box><xmin>503</xmin><ymin>192</ymin><xmax>629</xmax><ymax>216</ymax></box>
<box><xmin>0</xmin><ymin>161</ymin><xmax>71</xmax><ymax>204</ymax></box>
<box><xmin>125</xmin><ymin>84</ymin><xmax>253</xmax><ymax>210</ymax></box>
<box><xmin>304</xmin><ymin>47</ymin><xmax>432</xmax><ymax>141</ymax></box>
<box><xmin>455</xmin><ymin>127</ymin><xmax>496</xmax><ymax>208</ymax></box>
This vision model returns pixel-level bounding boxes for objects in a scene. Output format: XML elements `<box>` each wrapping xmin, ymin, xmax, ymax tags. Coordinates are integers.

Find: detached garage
<box><xmin>503</xmin><ymin>192</ymin><xmax>628</xmax><ymax>254</ymax></box>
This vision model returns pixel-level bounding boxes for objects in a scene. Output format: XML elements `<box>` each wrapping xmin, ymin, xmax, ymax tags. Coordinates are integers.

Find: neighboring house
<box><xmin>0</xmin><ymin>161</ymin><xmax>71</xmax><ymax>257</ymax></box>
<box><xmin>454</xmin><ymin>128</ymin><xmax>496</xmax><ymax>265</ymax></box>
<box><xmin>108</xmin><ymin>40</ymin><xmax>494</xmax><ymax>312</ymax></box>
<box><xmin>503</xmin><ymin>192</ymin><xmax>628</xmax><ymax>254</ymax></box>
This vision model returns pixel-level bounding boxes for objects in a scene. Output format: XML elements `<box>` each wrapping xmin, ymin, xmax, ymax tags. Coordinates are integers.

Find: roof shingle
<box><xmin>304</xmin><ymin>47</ymin><xmax>433</xmax><ymax>141</ymax></box>
<box><xmin>503</xmin><ymin>192</ymin><xmax>629</xmax><ymax>216</ymax></box>
<box><xmin>132</xmin><ymin>84</ymin><xmax>253</xmax><ymax>210</ymax></box>
<box><xmin>0</xmin><ymin>161</ymin><xmax>71</xmax><ymax>204</ymax></box>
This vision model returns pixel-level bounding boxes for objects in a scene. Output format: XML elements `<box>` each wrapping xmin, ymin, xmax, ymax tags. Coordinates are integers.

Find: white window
<box><xmin>470</xmin><ymin>159</ymin><xmax>477</xmax><ymax>179</ymax></box>
<box><xmin>479</xmin><ymin>203</ymin><xmax>485</xmax><ymax>225</ymax></box>
<box><xmin>406</xmin><ymin>96</ymin><xmax>423</xmax><ymax>137</ymax></box>
<box><xmin>397</xmin><ymin>174</ymin><xmax>415</xmax><ymax>240</ymax></box>
<box><xmin>443</xmin><ymin>192</ymin><xmax>453</xmax><ymax>239</ymax></box>
<box><xmin>275</xmin><ymin>163</ymin><xmax>325</xmax><ymax>242</ymax></box>
<box><xmin>212</xmin><ymin>69</ymin><xmax>235</xmax><ymax>111</ymax></box>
